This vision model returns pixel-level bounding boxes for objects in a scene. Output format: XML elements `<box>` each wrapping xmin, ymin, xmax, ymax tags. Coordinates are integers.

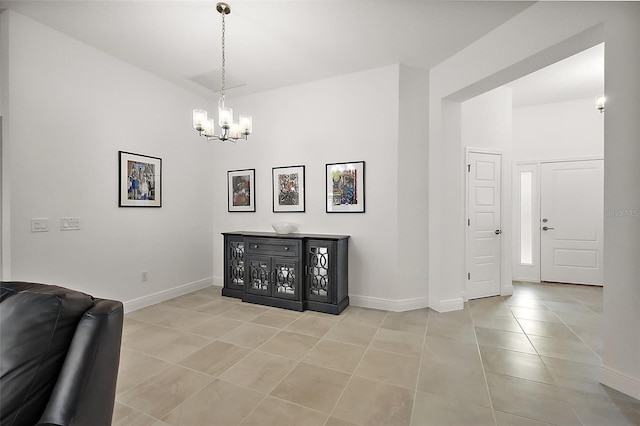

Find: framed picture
<box><xmin>228</xmin><ymin>169</ymin><xmax>256</xmax><ymax>212</ymax></box>
<box><xmin>272</xmin><ymin>165</ymin><xmax>305</xmax><ymax>213</ymax></box>
<box><xmin>326</xmin><ymin>161</ymin><xmax>365</xmax><ymax>213</ymax></box>
<box><xmin>119</xmin><ymin>151</ymin><xmax>162</xmax><ymax>207</ymax></box>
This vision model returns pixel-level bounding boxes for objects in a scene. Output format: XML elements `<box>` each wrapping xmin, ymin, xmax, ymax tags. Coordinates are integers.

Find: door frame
<box><xmin>464</xmin><ymin>147</ymin><xmax>510</xmax><ymax>300</ymax></box>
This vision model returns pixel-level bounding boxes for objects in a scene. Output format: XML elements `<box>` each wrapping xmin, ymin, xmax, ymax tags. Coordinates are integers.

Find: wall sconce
<box><xmin>596</xmin><ymin>96</ymin><xmax>606</xmax><ymax>113</ymax></box>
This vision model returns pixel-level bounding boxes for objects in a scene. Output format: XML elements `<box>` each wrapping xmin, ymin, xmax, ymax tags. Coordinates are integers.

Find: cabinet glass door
<box><xmin>228</xmin><ymin>240</ymin><xmax>245</xmax><ymax>288</ymax></box>
<box><xmin>307</xmin><ymin>244</ymin><xmax>331</xmax><ymax>302</ymax></box>
<box><xmin>273</xmin><ymin>259</ymin><xmax>298</xmax><ymax>300</ymax></box>
<box><xmin>247</xmin><ymin>257</ymin><xmax>271</xmax><ymax>295</ymax></box>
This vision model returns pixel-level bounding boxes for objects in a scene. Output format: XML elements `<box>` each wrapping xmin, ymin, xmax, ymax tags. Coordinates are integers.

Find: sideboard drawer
<box><xmin>246</xmin><ymin>238</ymin><xmax>300</xmax><ymax>257</ymax></box>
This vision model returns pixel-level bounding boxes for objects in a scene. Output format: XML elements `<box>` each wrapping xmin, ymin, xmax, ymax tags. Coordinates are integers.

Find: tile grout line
<box><xmin>113</xmin><ymin>399</ymin><xmax>164</xmax><ymax>424</ymax></box>
<box><xmin>538</xmin><ymin>298</ymin><xmax>604</xmax><ymax>362</ymax></box>
<box><xmin>210</xmin><ymin>310</ymin><xmax>326</xmax><ymax>425</ymax></box>
<box><xmin>537</xmin><ymin>294</ymin><xmax>599</xmax><ymax>426</ymax></box>
<box><xmin>507</xmin><ymin>288</ymin><xmax>588</xmax><ymax>426</ymax></box>
<box><xmin>323</xmin><ymin>310</ymin><xmax>390</xmax><ymax>426</ymax></box>
<box><xmin>409</xmin><ymin>307</ymin><xmax>431</xmax><ymax>426</ymax></box>
<box><xmin>468</xmin><ymin>300</ymin><xmax>500</xmax><ymax>426</ymax></box>
<box><xmin>229</xmin><ymin>308</ymin><xmax>373</xmax><ymax>426</ymax></box>
<box><xmin>122</xmin><ymin>302</ymin><xmax>290</xmax><ymax>425</ymax></box>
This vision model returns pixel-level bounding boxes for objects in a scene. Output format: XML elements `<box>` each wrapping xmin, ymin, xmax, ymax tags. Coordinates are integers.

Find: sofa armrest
<box><xmin>37</xmin><ymin>299</ymin><xmax>124</xmax><ymax>426</ymax></box>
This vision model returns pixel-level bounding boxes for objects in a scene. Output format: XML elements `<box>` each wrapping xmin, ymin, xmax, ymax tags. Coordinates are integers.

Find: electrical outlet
<box><xmin>60</xmin><ymin>217</ymin><xmax>81</xmax><ymax>231</ymax></box>
<box><xmin>31</xmin><ymin>218</ymin><xmax>49</xmax><ymax>233</ymax></box>
<box><xmin>141</xmin><ymin>271</ymin><xmax>148</xmax><ymax>282</ymax></box>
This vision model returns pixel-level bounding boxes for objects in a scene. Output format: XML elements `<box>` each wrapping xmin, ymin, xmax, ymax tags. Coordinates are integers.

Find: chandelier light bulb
<box><xmin>239</xmin><ymin>115</ymin><xmax>252</xmax><ymax>135</ymax></box>
<box><xmin>203</xmin><ymin>118</ymin><xmax>216</xmax><ymax>137</ymax></box>
<box><xmin>192</xmin><ymin>109</ymin><xmax>208</xmax><ymax>132</ymax></box>
<box><xmin>229</xmin><ymin>122</ymin><xmax>241</xmax><ymax>140</ymax></box>
<box><xmin>218</xmin><ymin>106</ymin><xmax>233</xmax><ymax>129</ymax></box>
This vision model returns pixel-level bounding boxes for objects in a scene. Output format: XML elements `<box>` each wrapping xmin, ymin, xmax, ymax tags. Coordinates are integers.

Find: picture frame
<box><xmin>326</xmin><ymin>161</ymin><xmax>365</xmax><ymax>213</ymax></box>
<box><xmin>119</xmin><ymin>151</ymin><xmax>162</xmax><ymax>207</ymax></box>
<box><xmin>227</xmin><ymin>169</ymin><xmax>256</xmax><ymax>212</ymax></box>
<box><xmin>272</xmin><ymin>165</ymin><xmax>305</xmax><ymax>213</ymax></box>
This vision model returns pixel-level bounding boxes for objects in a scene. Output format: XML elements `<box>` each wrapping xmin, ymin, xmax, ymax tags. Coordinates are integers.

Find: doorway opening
<box><xmin>464</xmin><ymin>43</ymin><xmax>605</xmax><ymax>300</ymax></box>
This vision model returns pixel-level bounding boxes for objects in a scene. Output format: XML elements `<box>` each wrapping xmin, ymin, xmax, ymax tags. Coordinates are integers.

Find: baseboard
<box><xmin>349</xmin><ymin>294</ymin><xmax>429</xmax><ymax>312</ymax></box>
<box><xmin>124</xmin><ymin>277</ymin><xmax>213</xmax><ymax>313</ymax></box>
<box><xmin>428</xmin><ymin>297</ymin><xmax>464</xmax><ymax>313</ymax></box>
<box><xmin>512</xmin><ymin>276</ymin><xmax>541</xmax><ymax>283</ymax></box>
<box><xmin>601</xmin><ymin>365</ymin><xmax>640</xmax><ymax>400</ymax></box>
<box><xmin>212</xmin><ymin>276</ymin><xmax>223</xmax><ymax>287</ymax></box>
<box><xmin>501</xmin><ymin>283</ymin><xmax>514</xmax><ymax>296</ymax></box>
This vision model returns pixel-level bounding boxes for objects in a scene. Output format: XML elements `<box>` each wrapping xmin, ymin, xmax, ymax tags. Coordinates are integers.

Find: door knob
<box><xmin>495</xmin><ymin>230</ymin><xmax>502</xmax><ymax>235</ymax></box>
<box><xmin>542</xmin><ymin>226</ymin><xmax>555</xmax><ymax>231</ymax></box>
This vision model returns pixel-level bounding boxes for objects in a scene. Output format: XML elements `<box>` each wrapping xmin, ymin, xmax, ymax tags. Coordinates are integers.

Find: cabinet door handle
<box><xmin>284</xmin><ymin>246</ymin><xmax>289</xmax><ymax>251</ymax></box>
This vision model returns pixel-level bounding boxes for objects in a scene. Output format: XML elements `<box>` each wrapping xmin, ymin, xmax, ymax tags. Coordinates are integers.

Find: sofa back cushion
<box><xmin>0</xmin><ymin>282</ymin><xmax>94</xmax><ymax>426</ymax></box>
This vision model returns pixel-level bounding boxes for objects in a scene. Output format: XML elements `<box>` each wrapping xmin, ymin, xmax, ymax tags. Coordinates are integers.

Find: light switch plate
<box><xmin>60</xmin><ymin>217</ymin><xmax>81</xmax><ymax>231</ymax></box>
<box><xmin>31</xmin><ymin>218</ymin><xmax>49</xmax><ymax>232</ymax></box>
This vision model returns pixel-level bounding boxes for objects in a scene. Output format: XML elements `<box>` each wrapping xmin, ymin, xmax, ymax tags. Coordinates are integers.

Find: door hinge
<box><xmin>467</xmin><ymin>164</ymin><xmax>471</xmax><ymax>172</ymax></box>
<box><xmin>468</xmin><ymin>219</ymin><xmax>470</xmax><ymax>226</ymax></box>
<box><xmin>467</xmin><ymin>273</ymin><xmax>471</xmax><ymax>280</ymax></box>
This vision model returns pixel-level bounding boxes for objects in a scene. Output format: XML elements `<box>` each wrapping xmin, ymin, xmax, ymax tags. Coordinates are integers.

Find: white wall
<box><xmin>461</xmin><ymin>87</ymin><xmax>513</xmax><ymax>297</ymax></box>
<box><xmin>429</xmin><ymin>1</ymin><xmax>640</xmax><ymax>399</ymax></box>
<box><xmin>2</xmin><ymin>11</ymin><xmax>215</xmax><ymax>308</ymax></box>
<box><xmin>601</xmin><ymin>4</ymin><xmax>640</xmax><ymax>400</ymax></box>
<box><xmin>462</xmin><ymin>87</ymin><xmax>513</xmax><ymax>152</ymax></box>
<box><xmin>397</xmin><ymin>65</ymin><xmax>430</xmax><ymax>306</ymax></box>
<box><xmin>513</xmin><ymin>97</ymin><xmax>604</xmax><ymax>161</ymax></box>
<box><xmin>0</xmin><ymin>11</ymin><xmax>5</xmax><ymax>119</ymax></box>
<box><xmin>1</xmin><ymin>10</ymin><xmax>9</xmax><ymax>280</ymax></box>
<box><xmin>212</xmin><ymin>64</ymin><xmax>429</xmax><ymax>310</ymax></box>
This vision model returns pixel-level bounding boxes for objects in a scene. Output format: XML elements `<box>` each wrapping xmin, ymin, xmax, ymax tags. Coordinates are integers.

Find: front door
<box><xmin>467</xmin><ymin>151</ymin><xmax>502</xmax><ymax>299</ymax></box>
<box><xmin>540</xmin><ymin>160</ymin><xmax>604</xmax><ymax>285</ymax></box>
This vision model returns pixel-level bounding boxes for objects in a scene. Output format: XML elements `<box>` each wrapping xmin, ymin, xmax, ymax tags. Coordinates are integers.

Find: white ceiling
<box><xmin>0</xmin><ymin>1</ymin><xmax>604</xmax><ymax>105</ymax></box>
<box><xmin>507</xmin><ymin>43</ymin><xmax>605</xmax><ymax>107</ymax></box>
<box><xmin>0</xmin><ymin>0</ymin><xmax>534</xmax><ymax>100</ymax></box>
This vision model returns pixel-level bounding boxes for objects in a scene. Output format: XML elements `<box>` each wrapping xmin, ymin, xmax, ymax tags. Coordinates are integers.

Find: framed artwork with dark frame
<box><xmin>326</xmin><ymin>161</ymin><xmax>365</xmax><ymax>213</ymax></box>
<box><xmin>227</xmin><ymin>169</ymin><xmax>256</xmax><ymax>212</ymax></box>
<box><xmin>119</xmin><ymin>151</ymin><xmax>162</xmax><ymax>207</ymax></box>
<box><xmin>272</xmin><ymin>165</ymin><xmax>305</xmax><ymax>213</ymax></box>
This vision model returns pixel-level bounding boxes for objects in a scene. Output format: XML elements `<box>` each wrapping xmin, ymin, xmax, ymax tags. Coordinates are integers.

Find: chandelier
<box><xmin>193</xmin><ymin>2</ymin><xmax>252</xmax><ymax>142</ymax></box>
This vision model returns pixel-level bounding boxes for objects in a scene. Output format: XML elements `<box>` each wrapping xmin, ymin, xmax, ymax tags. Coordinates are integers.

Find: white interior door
<box><xmin>540</xmin><ymin>160</ymin><xmax>603</xmax><ymax>285</ymax></box>
<box><xmin>467</xmin><ymin>152</ymin><xmax>501</xmax><ymax>299</ymax></box>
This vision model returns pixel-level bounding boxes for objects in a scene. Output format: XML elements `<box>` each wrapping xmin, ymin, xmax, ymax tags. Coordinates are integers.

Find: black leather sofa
<box><xmin>0</xmin><ymin>282</ymin><xmax>124</xmax><ymax>426</ymax></box>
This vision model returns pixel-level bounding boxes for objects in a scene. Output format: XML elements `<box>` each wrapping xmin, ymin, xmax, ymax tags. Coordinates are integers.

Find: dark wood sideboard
<box><xmin>222</xmin><ymin>231</ymin><xmax>349</xmax><ymax>314</ymax></box>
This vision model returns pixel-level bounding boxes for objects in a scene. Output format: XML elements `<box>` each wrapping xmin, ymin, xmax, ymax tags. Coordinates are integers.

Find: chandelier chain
<box><xmin>221</xmin><ymin>10</ymin><xmax>226</xmax><ymax>99</ymax></box>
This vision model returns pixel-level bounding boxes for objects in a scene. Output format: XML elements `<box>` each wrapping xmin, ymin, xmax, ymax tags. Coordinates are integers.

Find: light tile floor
<box><xmin>113</xmin><ymin>282</ymin><xmax>640</xmax><ymax>425</ymax></box>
